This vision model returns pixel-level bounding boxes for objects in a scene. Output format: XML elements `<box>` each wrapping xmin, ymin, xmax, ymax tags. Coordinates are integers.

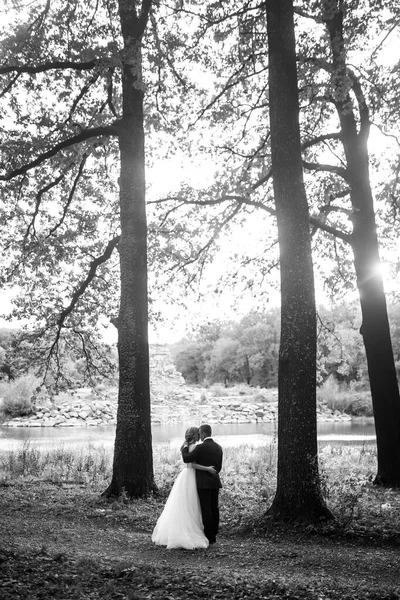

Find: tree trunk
<box><xmin>324</xmin><ymin>1</ymin><xmax>400</xmax><ymax>487</ymax></box>
<box><xmin>103</xmin><ymin>0</ymin><xmax>156</xmax><ymax>498</ymax></box>
<box><xmin>266</xmin><ymin>0</ymin><xmax>331</xmax><ymax>520</ymax></box>
<box><xmin>244</xmin><ymin>355</ymin><xmax>251</xmax><ymax>385</ymax></box>
<box><xmin>352</xmin><ymin>186</ymin><xmax>400</xmax><ymax>486</ymax></box>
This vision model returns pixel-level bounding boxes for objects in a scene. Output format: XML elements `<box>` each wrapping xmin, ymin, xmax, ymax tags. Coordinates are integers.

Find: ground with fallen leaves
<box><xmin>1</xmin><ymin>481</ymin><xmax>400</xmax><ymax>600</ymax></box>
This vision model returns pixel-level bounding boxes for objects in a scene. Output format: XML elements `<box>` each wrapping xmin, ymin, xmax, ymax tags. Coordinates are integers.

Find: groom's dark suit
<box><xmin>181</xmin><ymin>438</ymin><xmax>223</xmax><ymax>544</ymax></box>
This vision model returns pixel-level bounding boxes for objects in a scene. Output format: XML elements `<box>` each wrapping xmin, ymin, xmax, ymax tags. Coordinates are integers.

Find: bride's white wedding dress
<box><xmin>151</xmin><ymin>444</ymin><xmax>209</xmax><ymax>549</ymax></box>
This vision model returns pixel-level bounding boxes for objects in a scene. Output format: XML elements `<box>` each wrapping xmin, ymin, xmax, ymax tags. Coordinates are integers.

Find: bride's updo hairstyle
<box><xmin>185</xmin><ymin>426</ymin><xmax>200</xmax><ymax>445</ymax></box>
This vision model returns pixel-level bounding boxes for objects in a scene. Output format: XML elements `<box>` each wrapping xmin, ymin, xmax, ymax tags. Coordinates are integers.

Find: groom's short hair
<box><xmin>200</xmin><ymin>424</ymin><xmax>212</xmax><ymax>438</ymax></box>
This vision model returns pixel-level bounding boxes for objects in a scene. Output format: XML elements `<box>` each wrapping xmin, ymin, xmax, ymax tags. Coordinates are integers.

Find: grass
<box><xmin>1</xmin><ymin>438</ymin><xmax>399</xmax><ymax>541</ymax></box>
<box><xmin>1</xmin><ymin>440</ymin><xmax>399</xmax><ymax>600</ymax></box>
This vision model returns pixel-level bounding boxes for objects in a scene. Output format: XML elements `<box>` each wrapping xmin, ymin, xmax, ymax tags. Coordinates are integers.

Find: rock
<box><xmin>78</xmin><ymin>410</ymin><xmax>91</xmax><ymax>419</ymax></box>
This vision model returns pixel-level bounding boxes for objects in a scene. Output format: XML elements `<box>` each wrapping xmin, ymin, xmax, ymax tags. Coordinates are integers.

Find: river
<box><xmin>0</xmin><ymin>419</ymin><xmax>376</xmax><ymax>453</ymax></box>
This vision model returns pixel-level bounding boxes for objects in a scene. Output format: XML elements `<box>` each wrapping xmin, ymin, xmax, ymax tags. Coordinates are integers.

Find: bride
<box><xmin>151</xmin><ymin>426</ymin><xmax>216</xmax><ymax>550</ymax></box>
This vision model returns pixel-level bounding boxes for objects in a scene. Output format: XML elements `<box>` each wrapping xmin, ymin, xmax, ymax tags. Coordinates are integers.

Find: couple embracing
<box><xmin>152</xmin><ymin>424</ymin><xmax>223</xmax><ymax>550</ymax></box>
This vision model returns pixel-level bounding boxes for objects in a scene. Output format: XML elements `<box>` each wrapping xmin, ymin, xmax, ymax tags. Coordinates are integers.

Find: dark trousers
<box><xmin>197</xmin><ymin>488</ymin><xmax>220</xmax><ymax>543</ymax></box>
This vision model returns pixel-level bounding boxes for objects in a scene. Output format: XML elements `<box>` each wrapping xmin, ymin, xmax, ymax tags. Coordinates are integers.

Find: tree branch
<box><xmin>25</xmin><ymin>171</ymin><xmax>67</xmax><ymax>240</ymax></box>
<box><xmin>63</xmin><ymin>73</ymin><xmax>101</xmax><ymax>125</ymax></box>
<box><xmin>0</xmin><ymin>72</ymin><xmax>20</xmax><ymax>98</ymax></box>
<box><xmin>171</xmin><ymin>204</ymin><xmax>243</xmax><ymax>273</ymax></box>
<box><xmin>1</xmin><ymin>124</ymin><xmax>119</xmax><ymax>181</ymax></box>
<box><xmin>193</xmin><ymin>62</ymin><xmax>268</xmax><ymax>124</ymax></box>
<box><xmin>57</xmin><ymin>235</ymin><xmax>120</xmax><ymax>328</ymax></box>
<box><xmin>303</xmin><ymin>160</ymin><xmax>348</xmax><ymax>180</ymax></box>
<box><xmin>301</xmin><ymin>132</ymin><xmax>342</xmax><ymax>151</ymax></box>
<box><xmin>0</xmin><ymin>60</ymin><xmax>99</xmax><ymax>75</ymax></box>
<box><xmin>347</xmin><ymin>68</ymin><xmax>370</xmax><ymax>141</ymax></box>
<box><xmin>47</xmin><ymin>152</ymin><xmax>90</xmax><ymax>237</ymax></box>
<box><xmin>106</xmin><ymin>68</ymin><xmax>118</xmax><ymax>118</ymax></box>
<box><xmin>251</xmin><ymin>167</ymin><xmax>273</xmax><ymax>191</ymax></box>
<box><xmin>309</xmin><ymin>215</ymin><xmax>351</xmax><ymax>244</ymax></box>
<box><xmin>139</xmin><ymin>0</ymin><xmax>153</xmax><ymax>34</ymax></box>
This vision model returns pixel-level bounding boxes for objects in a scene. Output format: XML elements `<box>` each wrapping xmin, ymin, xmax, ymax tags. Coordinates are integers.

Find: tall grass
<box><xmin>1</xmin><ymin>439</ymin><xmax>399</xmax><ymax>538</ymax></box>
<box><xmin>0</xmin><ymin>440</ymin><xmax>111</xmax><ymax>485</ymax></box>
<box><xmin>3</xmin><ymin>439</ymin><xmax>398</xmax><ymax>534</ymax></box>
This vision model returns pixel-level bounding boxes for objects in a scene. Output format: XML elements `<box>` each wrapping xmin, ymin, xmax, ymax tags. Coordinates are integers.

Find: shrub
<box><xmin>0</xmin><ymin>374</ymin><xmax>41</xmax><ymax>418</ymax></box>
<box><xmin>317</xmin><ymin>379</ymin><xmax>373</xmax><ymax>417</ymax></box>
<box><xmin>345</xmin><ymin>395</ymin><xmax>374</xmax><ymax>417</ymax></box>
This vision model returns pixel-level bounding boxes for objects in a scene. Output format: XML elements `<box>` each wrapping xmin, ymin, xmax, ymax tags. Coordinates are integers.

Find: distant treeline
<box><xmin>170</xmin><ymin>303</ymin><xmax>400</xmax><ymax>388</ymax></box>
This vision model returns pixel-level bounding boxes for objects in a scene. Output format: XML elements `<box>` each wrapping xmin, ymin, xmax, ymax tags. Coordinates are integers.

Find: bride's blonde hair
<box><xmin>185</xmin><ymin>426</ymin><xmax>200</xmax><ymax>445</ymax></box>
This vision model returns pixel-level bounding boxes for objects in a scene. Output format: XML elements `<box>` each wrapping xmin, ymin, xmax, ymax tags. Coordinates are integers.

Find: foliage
<box><xmin>317</xmin><ymin>378</ymin><xmax>373</xmax><ymax>417</ymax></box>
<box><xmin>171</xmin><ymin>309</ymin><xmax>280</xmax><ymax>387</ymax></box>
<box><xmin>0</xmin><ymin>373</ymin><xmax>41</xmax><ymax>418</ymax></box>
<box><xmin>0</xmin><ymin>327</ymin><xmax>15</xmax><ymax>350</ymax></box>
<box><xmin>171</xmin><ymin>301</ymin><xmax>400</xmax><ymax>390</ymax></box>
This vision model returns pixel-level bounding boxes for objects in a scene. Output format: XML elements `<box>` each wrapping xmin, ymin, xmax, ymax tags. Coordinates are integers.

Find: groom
<box><xmin>181</xmin><ymin>423</ymin><xmax>223</xmax><ymax>545</ymax></box>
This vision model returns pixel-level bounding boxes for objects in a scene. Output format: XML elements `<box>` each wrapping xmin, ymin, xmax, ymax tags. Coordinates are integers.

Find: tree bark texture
<box><xmin>266</xmin><ymin>0</ymin><xmax>331</xmax><ymax>519</ymax></box>
<box><xmin>324</xmin><ymin>1</ymin><xmax>400</xmax><ymax>486</ymax></box>
<box><xmin>105</xmin><ymin>0</ymin><xmax>156</xmax><ymax>497</ymax></box>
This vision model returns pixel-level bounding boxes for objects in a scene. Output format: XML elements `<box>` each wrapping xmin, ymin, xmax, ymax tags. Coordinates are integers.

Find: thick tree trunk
<box><xmin>104</xmin><ymin>0</ymin><xmax>156</xmax><ymax>498</ymax></box>
<box><xmin>324</xmin><ymin>1</ymin><xmax>400</xmax><ymax>487</ymax></box>
<box><xmin>266</xmin><ymin>0</ymin><xmax>331</xmax><ymax>520</ymax></box>
<box><xmin>348</xmin><ymin>144</ymin><xmax>400</xmax><ymax>486</ymax></box>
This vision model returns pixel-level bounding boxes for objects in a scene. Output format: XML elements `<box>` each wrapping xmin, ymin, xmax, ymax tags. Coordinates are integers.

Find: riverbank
<box><xmin>1</xmin><ymin>385</ymin><xmax>353</xmax><ymax>428</ymax></box>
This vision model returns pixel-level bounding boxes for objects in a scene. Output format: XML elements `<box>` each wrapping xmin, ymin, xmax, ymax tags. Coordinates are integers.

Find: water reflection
<box><xmin>0</xmin><ymin>419</ymin><xmax>376</xmax><ymax>453</ymax></box>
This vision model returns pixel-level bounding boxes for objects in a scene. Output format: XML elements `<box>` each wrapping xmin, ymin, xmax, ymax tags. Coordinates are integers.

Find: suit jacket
<box><xmin>181</xmin><ymin>438</ymin><xmax>223</xmax><ymax>489</ymax></box>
